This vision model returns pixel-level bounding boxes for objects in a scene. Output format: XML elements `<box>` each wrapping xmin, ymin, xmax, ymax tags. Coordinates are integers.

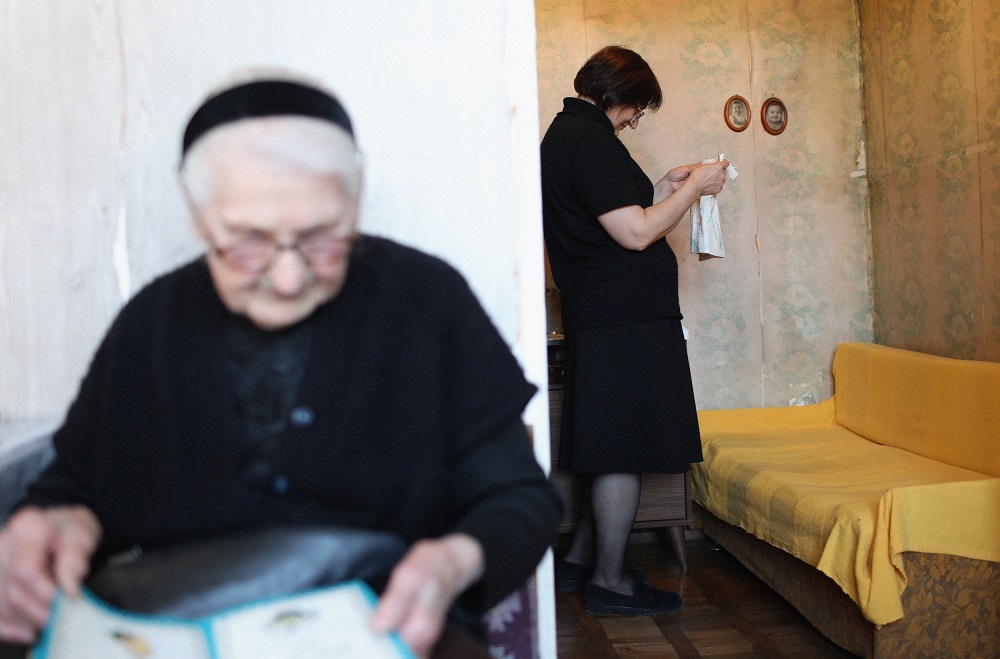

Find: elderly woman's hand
<box><xmin>371</xmin><ymin>533</ymin><xmax>485</xmax><ymax>658</ymax></box>
<box><xmin>0</xmin><ymin>505</ymin><xmax>101</xmax><ymax>644</ymax></box>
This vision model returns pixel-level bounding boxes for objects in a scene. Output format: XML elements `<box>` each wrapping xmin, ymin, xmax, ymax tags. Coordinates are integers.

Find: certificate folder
<box><xmin>34</xmin><ymin>580</ymin><xmax>413</xmax><ymax>659</ymax></box>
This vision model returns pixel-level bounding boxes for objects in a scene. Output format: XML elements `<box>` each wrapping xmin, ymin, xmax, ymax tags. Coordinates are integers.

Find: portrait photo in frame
<box><xmin>724</xmin><ymin>95</ymin><xmax>750</xmax><ymax>132</ymax></box>
<box><xmin>761</xmin><ymin>97</ymin><xmax>787</xmax><ymax>135</ymax></box>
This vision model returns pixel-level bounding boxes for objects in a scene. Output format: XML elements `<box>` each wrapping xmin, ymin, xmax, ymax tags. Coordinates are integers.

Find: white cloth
<box><xmin>690</xmin><ymin>154</ymin><xmax>738</xmax><ymax>260</ymax></box>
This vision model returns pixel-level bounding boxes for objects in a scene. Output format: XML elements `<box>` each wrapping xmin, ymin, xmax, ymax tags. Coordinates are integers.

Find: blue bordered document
<box><xmin>33</xmin><ymin>580</ymin><xmax>414</xmax><ymax>659</ymax></box>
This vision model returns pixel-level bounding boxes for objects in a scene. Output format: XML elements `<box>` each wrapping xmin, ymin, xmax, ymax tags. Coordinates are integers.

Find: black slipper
<box><xmin>555</xmin><ymin>559</ymin><xmax>648</xmax><ymax>593</ymax></box>
<box><xmin>583</xmin><ymin>582</ymin><xmax>683</xmax><ymax>616</ymax></box>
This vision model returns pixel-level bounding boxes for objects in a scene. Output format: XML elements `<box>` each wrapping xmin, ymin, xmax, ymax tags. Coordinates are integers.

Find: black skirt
<box><xmin>557</xmin><ymin>317</ymin><xmax>702</xmax><ymax>474</ymax></box>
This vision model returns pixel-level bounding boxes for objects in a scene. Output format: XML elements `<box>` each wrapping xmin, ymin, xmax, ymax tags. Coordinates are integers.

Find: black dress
<box><xmin>541</xmin><ymin>98</ymin><xmax>702</xmax><ymax>475</ymax></box>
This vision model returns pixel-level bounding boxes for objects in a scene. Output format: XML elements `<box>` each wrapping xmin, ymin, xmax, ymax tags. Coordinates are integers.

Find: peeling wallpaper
<box><xmin>862</xmin><ymin>0</ymin><xmax>1000</xmax><ymax>361</ymax></box>
<box><xmin>537</xmin><ymin>0</ymin><xmax>873</xmax><ymax>409</ymax></box>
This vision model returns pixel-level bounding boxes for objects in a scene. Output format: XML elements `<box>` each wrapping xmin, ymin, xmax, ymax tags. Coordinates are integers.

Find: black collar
<box><xmin>560</xmin><ymin>97</ymin><xmax>614</xmax><ymax>134</ymax></box>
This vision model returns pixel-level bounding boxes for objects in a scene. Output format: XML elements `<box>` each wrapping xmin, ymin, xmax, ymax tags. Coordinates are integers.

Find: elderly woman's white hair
<box><xmin>179</xmin><ymin>115</ymin><xmax>363</xmax><ymax>208</ymax></box>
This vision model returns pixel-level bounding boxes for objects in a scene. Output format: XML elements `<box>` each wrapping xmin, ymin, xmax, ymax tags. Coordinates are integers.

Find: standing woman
<box><xmin>541</xmin><ymin>46</ymin><xmax>729</xmax><ymax>616</ymax></box>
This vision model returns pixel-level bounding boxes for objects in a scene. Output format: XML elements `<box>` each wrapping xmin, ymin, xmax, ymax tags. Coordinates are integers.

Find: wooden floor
<box><xmin>555</xmin><ymin>530</ymin><xmax>858</xmax><ymax>658</ymax></box>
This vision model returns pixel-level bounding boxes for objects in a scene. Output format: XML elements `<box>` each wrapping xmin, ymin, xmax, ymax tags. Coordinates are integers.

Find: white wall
<box><xmin>0</xmin><ymin>1</ymin><xmax>554</xmax><ymax>655</ymax></box>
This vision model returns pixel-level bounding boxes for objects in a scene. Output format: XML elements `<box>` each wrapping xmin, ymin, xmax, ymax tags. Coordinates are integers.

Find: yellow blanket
<box><xmin>694</xmin><ymin>398</ymin><xmax>1000</xmax><ymax>626</ymax></box>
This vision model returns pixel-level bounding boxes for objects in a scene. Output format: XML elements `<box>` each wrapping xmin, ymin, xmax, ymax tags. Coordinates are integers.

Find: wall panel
<box><xmin>0</xmin><ymin>2</ymin><xmax>124</xmax><ymax>418</ymax></box>
<box><xmin>975</xmin><ymin>0</ymin><xmax>1000</xmax><ymax>361</ymax></box>
<box><xmin>864</xmin><ymin>0</ymin><xmax>1000</xmax><ymax>360</ymax></box>
<box><xmin>536</xmin><ymin>0</ymin><xmax>871</xmax><ymax>409</ymax></box>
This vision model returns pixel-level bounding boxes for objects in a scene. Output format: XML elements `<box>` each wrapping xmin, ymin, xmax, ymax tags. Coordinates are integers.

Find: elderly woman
<box><xmin>541</xmin><ymin>46</ymin><xmax>728</xmax><ymax>616</ymax></box>
<box><xmin>0</xmin><ymin>78</ymin><xmax>561</xmax><ymax>656</ymax></box>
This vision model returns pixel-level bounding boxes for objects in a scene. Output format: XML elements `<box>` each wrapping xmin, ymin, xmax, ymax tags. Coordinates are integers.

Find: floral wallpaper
<box><xmin>536</xmin><ymin>0</ymin><xmax>873</xmax><ymax>409</ymax></box>
<box><xmin>862</xmin><ymin>0</ymin><xmax>1000</xmax><ymax>362</ymax></box>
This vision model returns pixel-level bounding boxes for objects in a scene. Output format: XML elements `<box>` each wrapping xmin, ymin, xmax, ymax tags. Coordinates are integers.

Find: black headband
<box><xmin>181</xmin><ymin>79</ymin><xmax>354</xmax><ymax>156</ymax></box>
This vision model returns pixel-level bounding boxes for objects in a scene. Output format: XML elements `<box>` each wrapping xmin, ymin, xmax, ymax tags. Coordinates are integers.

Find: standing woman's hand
<box><xmin>653</xmin><ymin>164</ymin><xmax>697</xmax><ymax>202</ymax></box>
<box><xmin>653</xmin><ymin>161</ymin><xmax>728</xmax><ymax>202</ymax></box>
<box><xmin>0</xmin><ymin>505</ymin><xmax>102</xmax><ymax>644</ymax></box>
<box><xmin>664</xmin><ymin>164</ymin><xmax>698</xmax><ymax>192</ymax></box>
<box><xmin>690</xmin><ymin>160</ymin><xmax>730</xmax><ymax>196</ymax></box>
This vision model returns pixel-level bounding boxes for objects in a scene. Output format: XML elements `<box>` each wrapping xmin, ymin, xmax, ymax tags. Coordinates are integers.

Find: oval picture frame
<box><xmin>761</xmin><ymin>97</ymin><xmax>787</xmax><ymax>135</ymax></box>
<box><xmin>724</xmin><ymin>95</ymin><xmax>750</xmax><ymax>132</ymax></box>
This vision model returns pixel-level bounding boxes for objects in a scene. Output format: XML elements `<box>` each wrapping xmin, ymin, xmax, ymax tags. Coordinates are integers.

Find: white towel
<box><xmin>690</xmin><ymin>154</ymin><xmax>738</xmax><ymax>260</ymax></box>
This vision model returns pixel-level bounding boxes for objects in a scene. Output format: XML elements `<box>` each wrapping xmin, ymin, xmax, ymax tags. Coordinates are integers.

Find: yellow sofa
<box><xmin>692</xmin><ymin>342</ymin><xmax>1000</xmax><ymax>658</ymax></box>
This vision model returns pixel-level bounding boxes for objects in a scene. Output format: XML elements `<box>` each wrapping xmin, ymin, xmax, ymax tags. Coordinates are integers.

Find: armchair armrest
<box><xmin>0</xmin><ymin>421</ymin><xmax>57</xmax><ymax>523</ymax></box>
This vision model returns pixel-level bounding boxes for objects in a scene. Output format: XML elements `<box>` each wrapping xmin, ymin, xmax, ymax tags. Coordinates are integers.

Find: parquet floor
<box><xmin>555</xmin><ymin>531</ymin><xmax>857</xmax><ymax>658</ymax></box>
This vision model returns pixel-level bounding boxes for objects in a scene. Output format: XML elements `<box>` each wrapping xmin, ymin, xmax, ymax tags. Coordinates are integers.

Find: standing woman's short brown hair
<box><xmin>574</xmin><ymin>46</ymin><xmax>663</xmax><ymax>112</ymax></box>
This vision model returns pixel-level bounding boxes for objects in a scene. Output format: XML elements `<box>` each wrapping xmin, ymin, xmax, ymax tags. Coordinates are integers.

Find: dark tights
<box><xmin>563</xmin><ymin>472</ymin><xmax>641</xmax><ymax>595</ymax></box>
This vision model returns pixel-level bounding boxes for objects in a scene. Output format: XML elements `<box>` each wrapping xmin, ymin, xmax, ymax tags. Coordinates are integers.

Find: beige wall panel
<box><xmin>536</xmin><ymin>0</ymin><xmax>870</xmax><ymax>409</ymax></box>
<box><xmin>657</xmin><ymin>1</ymin><xmax>764</xmax><ymax>410</ymax></box>
<box><xmin>873</xmin><ymin>171</ymin><xmax>918</xmax><ymax>352</ymax></box>
<box><xmin>584</xmin><ymin>0</ymin><xmax>768</xmax><ymax>409</ymax></box>
<box><xmin>536</xmin><ymin>0</ymin><xmax>589</xmax><ymax>140</ymax></box>
<box><xmin>974</xmin><ymin>0</ymin><xmax>1000</xmax><ymax>144</ymax></box>
<box><xmin>858</xmin><ymin>0</ymin><xmax>889</xmax><ymax>177</ymax></box>
<box><xmin>872</xmin><ymin>169</ymin><xmax>936</xmax><ymax>350</ymax></box>
<box><xmin>879</xmin><ymin>0</ymin><xmax>979</xmax><ymax>169</ymax></box>
<box><xmin>871</xmin><ymin>168</ymin><xmax>927</xmax><ymax>347</ymax></box>
<box><xmin>748</xmin><ymin>0</ymin><xmax>871</xmax><ymax>405</ymax></box>
<box><xmin>878</xmin><ymin>158</ymin><xmax>983</xmax><ymax>357</ymax></box>
<box><xmin>980</xmin><ymin>149</ymin><xmax>1000</xmax><ymax>361</ymax></box>
<box><xmin>0</xmin><ymin>3</ymin><xmax>124</xmax><ymax>419</ymax></box>
<box><xmin>868</xmin><ymin>172</ymin><xmax>895</xmax><ymax>341</ymax></box>
<box><xmin>925</xmin><ymin>0</ymin><xmax>979</xmax><ymax>153</ymax></box>
<box><xmin>876</xmin><ymin>0</ymin><xmax>923</xmax><ymax>171</ymax></box>
<box><xmin>865</xmin><ymin>0</ymin><xmax>999</xmax><ymax>360</ymax></box>
<box><xmin>975</xmin><ymin>0</ymin><xmax>1000</xmax><ymax>360</ymax></box>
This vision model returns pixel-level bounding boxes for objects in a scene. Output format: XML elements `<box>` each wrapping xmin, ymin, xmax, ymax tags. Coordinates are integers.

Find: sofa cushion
<box><xmin>832</xmin><ymin>342</ymin><xmax>1000</xmax><ymax>477</ymax></box>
